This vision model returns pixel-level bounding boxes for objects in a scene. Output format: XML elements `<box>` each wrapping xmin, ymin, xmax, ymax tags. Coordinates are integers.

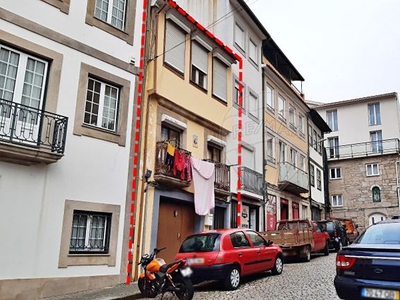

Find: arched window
<box><xmin>372</xmin><ymin>186</ymin><xmax>381</xmax><ymax>202</ymax></box>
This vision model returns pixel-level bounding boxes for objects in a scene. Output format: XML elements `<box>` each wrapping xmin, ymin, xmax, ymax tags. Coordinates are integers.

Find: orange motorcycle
<box><xmin>137</xmin><ymin>247</ymin><xmax>194</xmax><ymax>300</ymax></box>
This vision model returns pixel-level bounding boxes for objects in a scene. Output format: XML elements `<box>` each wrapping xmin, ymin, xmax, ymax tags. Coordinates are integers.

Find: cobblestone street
<box><xmin>157</xmin><ymin>252</ymin><xmax>341</xmax><ymax>300</ymax></box>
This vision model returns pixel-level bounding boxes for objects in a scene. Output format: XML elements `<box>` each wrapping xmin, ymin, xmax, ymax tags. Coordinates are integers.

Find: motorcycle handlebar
<box><xmin>154</xmin><ymin>247</ymin><xmax>166</xmax><ymax>254</ymax></box>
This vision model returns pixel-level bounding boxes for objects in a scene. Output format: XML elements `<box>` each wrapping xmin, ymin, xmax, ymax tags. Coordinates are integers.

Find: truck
<box><xmin>260</xmin><ymin>219</ymin><xmax>330</xmax><ymax>262</ymax></box>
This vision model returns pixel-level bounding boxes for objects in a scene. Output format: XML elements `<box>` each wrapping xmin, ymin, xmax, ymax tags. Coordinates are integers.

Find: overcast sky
<box><xmin>248</xmin><ymin>0</ymin><xmax>400</xmax><ymax>103</ymax></box>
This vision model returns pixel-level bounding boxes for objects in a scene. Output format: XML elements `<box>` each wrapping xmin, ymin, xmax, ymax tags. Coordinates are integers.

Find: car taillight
<box><xmin>336</xmin><ymin>254</ymin><xmax>357</xmax><ymax>269</ymax></box>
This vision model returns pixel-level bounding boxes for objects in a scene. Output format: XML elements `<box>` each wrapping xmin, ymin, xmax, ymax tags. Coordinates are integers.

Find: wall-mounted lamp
<box><xmin>144</xmin><ymin>169</ymin><xmax>152</xmax><ymax>183</ymax></box>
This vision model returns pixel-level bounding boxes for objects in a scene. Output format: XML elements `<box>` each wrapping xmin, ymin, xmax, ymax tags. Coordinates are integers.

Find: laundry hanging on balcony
<box><xmin>172</xmin><ymin>148</ymin><xmax>192</xmax><ymax>181</ymax></box>
<box><xmin>190</xmin><ymin>157</ymin><xmax>215</xmax><ymax>216</ymax></box>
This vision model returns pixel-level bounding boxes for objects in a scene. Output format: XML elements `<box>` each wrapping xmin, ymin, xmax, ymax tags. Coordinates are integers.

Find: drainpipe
<box><xmin>261</xmin><ymin>64</ymin><xmax>267</xmax><ymax>231</ymax></box>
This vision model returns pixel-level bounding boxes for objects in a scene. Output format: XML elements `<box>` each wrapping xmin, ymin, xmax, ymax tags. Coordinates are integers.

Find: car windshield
<box><xmin>354</xmin><ymin>223</ymin><xmax>400</xmax><ymax>244</ymax></box>
<box><xmin>179</xmin><ymin>233</ymin><xmax>221</xmax><ymax>253</ymax></box>
<box><xmin>318</xmin><ymin>222</ymin><xmax>334</xmax><ymax>232</ymax></box>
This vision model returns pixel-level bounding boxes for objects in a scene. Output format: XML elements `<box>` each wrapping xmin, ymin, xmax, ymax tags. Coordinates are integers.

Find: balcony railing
<box><xmin>203</xmin><ymin>159</ymin><xmax>230</xmax><ymax>192</ymax></box>
<box><xmin>154</xmin><ymin>141</ymin><xmax>192</xmax><ymax>186</ymax></box>
<box><xmin>241</xmin><ymin>166</ymin><xmax>264</xmax><ymax>195</ymax></box>
<box><xmin>0</xmin><ymin>98</ymin><xmax>68</xmax><ymax>155</ymax></box>
<box><xmin>278</xmin><ymin>162</ymin><xmax>308</xmax><ymax>194</ymax></box>
<box><xmin>326</xmin><ymin>138</ymin><xmax>400</xmax><ymax>160</ymax></box>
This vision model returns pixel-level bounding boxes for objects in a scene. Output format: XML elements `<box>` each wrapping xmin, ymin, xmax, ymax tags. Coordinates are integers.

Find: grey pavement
<box><xmin>44</xmin><ymin>252</ymin><xmax>341</xmax><ymax>300</ymax></box>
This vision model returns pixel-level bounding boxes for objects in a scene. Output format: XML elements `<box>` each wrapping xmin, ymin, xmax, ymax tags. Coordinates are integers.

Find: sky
<box><xmin>247</xmin><ymin>0</ymin><xmax>400</xmax><ymax>103</ymax></box>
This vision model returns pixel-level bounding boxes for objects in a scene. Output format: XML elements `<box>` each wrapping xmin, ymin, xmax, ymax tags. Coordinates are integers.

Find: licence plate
<box><xmin>180</xmin><ymin>267</ymin><xmax>193</xmax><ymax>277</ymax></box>
<box><xmin>186</xmin><ymin>258</ymin><xmax>205</xmax><ymax>265</ymax></box>
<box><xmin>361</xmin><ymin>288</ymin><xmax>399</xmax><ymax>299</ymax></box>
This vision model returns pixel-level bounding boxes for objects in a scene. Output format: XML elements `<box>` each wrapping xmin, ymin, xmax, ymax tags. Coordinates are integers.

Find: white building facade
<box><xmin>0</xmin><ymin>0</ymin><xmax>141</xmax><ymax>298</ymax></box>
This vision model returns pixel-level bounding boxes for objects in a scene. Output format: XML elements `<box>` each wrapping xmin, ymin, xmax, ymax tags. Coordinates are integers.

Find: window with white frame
<box><xmin>164</xmin><ymin>20</ymin><xmax>186</xmax><ymax>73</ymax></box>
<box><xmin>278</xmin><ymin>94</ymin><xmax>285</xmax><ymax>119</ymax></box>
<box><xmin>265</xmin><ymin>84</ymin><xmax>274</xmax><ymax>111</ymax></box>
<box><xmin>317</xmin><ymin>134</ymin><xmax>322</xmax><ymax>154</ymax></box>
<box><xmin>249</xmin><ymin>39</ymin><xmax>258</xmax><ymax>65</ymax></box>
<box><xmin>290</xmin><ymin>148</ymin><xmax>297</xmax><ymax>167</ymax></box>
<box><xmin>310</xmin><ymin>164</ymin><xmax>315</xmax><ymax>186</ymax></box>
<box><xmin>279</xmin><ymin>141</ymin><xmax>286</xmax><ymax>163</ymax></box>
<box><xmin>69</xmin><ymin>210</ymin><xmax>111</xmax><ymax>253</ymax></box>
<box><xmin>234</xmin><ymin>22</ymin><xmax>245</xmax><ymax>52</ymax></box>
<box><xmin>372</xmin><ymin>186</ymin><xmax>381</xmax><ymax>202</ymax></box>
<box><xmin>191</xmin><ymin>41</ymin><xmax>208</xmax><ymax>89</ymax></box>
<box><xmin>212</xmin><ymin>58</ymin><xmax>227</xmax><ymax>101</ymax></box>
<box><xmin>94</xmin><ymin>0</ymin><xmax>127</xmax><ymax>31</ymax></box>
<box><xmin>299</xmin><ymin>154</ymin><xmax>305</xmax><ymax>171</ymax></box>
<box><xmin>312</xmin><ymin>129</ymin><xmax>318</xmax><ymax>151</ymax></box>
<box><xmin>370</xmin><ymin>130</ymin><xmax>383</xmax><ymax>153</ymax></box>
<box><xmin>327</xmin><ymin>110</ymin><xmax>338</xmax><ymax>131</ymax></box>
<box><xmin>328</xmin><ymin>137</ymin><xmax>339</xmax><ymax>158</ymax></box>
<box><xmin>289</xmin><ymin>105</ymin><xmax>296</xmax><ymax>131</ymax></box>
<box><xmin>366</xmin><ymin>163</ymin><xmax>379</xmax><ymax>176</ymax></box>
<box><xmin>308</xmin><ymin>124</ymin><xmax>313</xmax><ymax>145</ymax></box>
<box><xmin>249</xmin><ymin>91</ymin><xmax>258</xmax><ymax>119</ymax></box>
<box><xmin>316</xmin><ymin>169</ymin><xmax>321</xmax><ymax>190</ymax></box>
<box><xmin>298</xmin><ymin>114</ymin><xmax>305</xmax><ymax>135</ymax></box>
<box><xmin>368</xmin><ymin>102</ymin><xmax>381</xmax><ymax>126</ymax></box>
<box><xmin>331</xmin><ymin>195</ymin><xmax>343</xmax><ymax>207</ymax></box>
<box><xmin>330</xmin><ymin>167</ymin><xmax>342</xmax><ymax>179</ymax></box>
<box><xmin>266</xmin><ymin>133</ymin><xmax>275</xmax><ymax>163</ymax></box>
<box><xmin>84</xmin><ymin>77</ymin><xmax>119</xmax><ymax>131</ymax></box>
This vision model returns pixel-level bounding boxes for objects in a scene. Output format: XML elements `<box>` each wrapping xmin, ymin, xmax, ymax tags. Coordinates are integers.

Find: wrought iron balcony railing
<box><xmin>326</xmin><ymin>138</ymin><xmax>400</xmax><ymax>160</ymax></box>
<box><xmin>0</xmin><ymin>98</ymin><xmax>68</xmax><ymax>154</ymax></box>
<box><xmin>278</xmin><ymin>162</ymin><xmax>309</xmax><ymax>194</ymax></box>
<box><xmin>203</xmin><ymin>159</ymin><xmax>230</xmax><ymax>191</ymax></box>
<box><xmin>241</xmin><ymin>166</ymin><xmax>264</xmax><ymax>195</ymax></box>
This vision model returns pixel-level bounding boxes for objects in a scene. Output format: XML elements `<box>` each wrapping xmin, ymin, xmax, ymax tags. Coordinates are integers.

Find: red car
<box><xmin>174</xmin><ymin>228</ymin><xmax>283</xmax><ymax>290</ymax></box>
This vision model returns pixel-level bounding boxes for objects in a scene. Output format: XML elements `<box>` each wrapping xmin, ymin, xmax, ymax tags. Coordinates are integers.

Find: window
<box><xmin>207</xmin><ymin>144</ymin><xmax>222</xmax><ymax>162</ymax></box>
<box><xmin>316</xmin><ymin>169</ymin><xmax>321</xmax><ymax>190</ymax></box>
<box><xmin>266</xmin><ymin>133</ymin><xmax>275</xmax><ymax>163</ymax></box>
<box><xmin>249</xmin><ymin>91</ymin><xmax>258</xmax><ymax>119</ymax></box>
<box><xmin>317</xmin><ymin>134</ymin><xmax>322</xmax><ymax>154</ymax></box>
<box><xmin>279</xmin><ymin>141</ymin><xmax>286</xmax><ymax>163</ymax></box>
<box><xmin>278</xmin><ymin>95</ymin><xmax>285</xmax><ymax>119</ymax></box>
<box><xmin>312</xmin><ymin>129</ymin><xmax>318</xmax><ymax>151</ymax></box>
<box><xmin>212</xmin><ymin>58</ymin><xmax>227</xmax><ymax>101</ymax></box>
<box><xmin>86</xmin><ymin>0</ymin><xmax>135</xmax><ymax>44</ymax></box>
<box><xmin>372</xmin><ymin>186</ymin><xmax>381</xmax><ymax>202</ymax></box>
<box><xmin>265</xmin><ymin>84</ymin><xmax>274</xmax><ymax>111</ymax></box>
<box><xmin>74</xmin><ymin>63</ymin><xmax>130</xmax><ymax>146</ymax></box>
<box><xmin>310</xmin><ymin>164</ymin><xmax>315</xmax><ymax>186</ymax></box>
<box><xmin>289</xmin><ymin>105</ymin><xmax>296</xmax><ymax>131</ymax></box>
<box><xmin>328</xmin><ymin>137</ymin><xmax>339</xmax><ymax>158</ymax></box>
<box><xmin>290</xmin><ymin>148</ymin><xmax>297</xmax><ymax>167</ymax></box>
<box><xmin>59</xmin><ymin>200</ymin><xmax>120</xmax><ymax>267</ymax></box>
<box><xmin>249</xmin><ymin>39</ymin><xmax>258</xmax><ymax>65</ymax></box>
<box><xmin>366</xmin><ymin>163</ymin><xmax>379</xmax><ymax>176</ymax></box>
<box><xmin>164</xmin><ymin>20</ymin><xmax>186</xmax><ymax>73</ymax></box>
<box><xmin>331</xmin><ymin>195</ymin><xmax>343</xmax><ymax>207</ymax></box>
<box><xmin>94</xmin><ymin>0</ymin><xmax>126</xmax><ymax>31</ymax></box>
<box><xmin>84</xmin><ymin>77</ymin><xmax>119</xmax><ymax>131</ymax></box>
<box><xmin>327</xmin><ymin>110</ymin><xmax>338</xmax><ymax>131</ymax></box>
<box><xmin>368</xmin><ymin>103</ymin><xmax>381</xmax><ymax>126</ymax></box>
<box><xmin>234</xmin><ymin>22</ymin><xmax>245</xmax><ymax>52</ymax></box>
<box><xmin>299</xmin><ymin>154</ymin><xmax>305</xmax><ymax>171</ymax></box>
<box><xmin>308</xmin><ymin>125</ymin><xmax>313</xmax><ymax>145</ymax></box>
<box><xmin>370</xmin><ymin>130</ymin><xmax>383</xmax><ymax>153</ymax></box>
<box><xmin>161</xmin><ymin>125</ymin><xmax>181</xmax><ymax>147</ymax></box>
<box><xmin>330</xmin><ymin>167</ymin><xmax>342</xmax><ymax>179</ymax></box>
<box><xmin>191</xmin><ymin>41</ymin><xmax>208</xmax><ymax>89</ymax></box>
<box><xmin>298</xmin><ymin>114</ymin><xmax>305</xmax><ymax>135</ymax></box>
<box><xmin>70</xmin><ymin>211</ymin><xmax>111</xmax><ymax>253</ymax></box>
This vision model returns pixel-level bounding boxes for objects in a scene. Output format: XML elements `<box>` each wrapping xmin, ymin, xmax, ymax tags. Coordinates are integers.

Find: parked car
<box><xmin>391</xmin><ymin>213</ymin><xmax>400</xmax><ymax>219</ymax></box>
<box><xmin>334</xmin><ymin>219</ymin><xmax>400</xmax><ymax>300</ymax></box>
<box><xmin>330</xmin><ymin>217</ymin><xmax>359</xmax><ymax>244</ymax></box>
<box><xmin>317</xmin><ymin>219</ymin><xmax>349</xmax><ymax>251</ymax></box>
<box><xmin>174</xmin><ymin>228</ymin><xmax>283</xmax><ymax>290</ymax></box>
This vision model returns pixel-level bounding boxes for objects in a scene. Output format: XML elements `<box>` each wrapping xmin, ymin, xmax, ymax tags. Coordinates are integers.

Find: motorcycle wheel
<box><xmin>173</xmin><ymin>273</ymin><xmax>194</xmax><ymax>300</ymax></box>
<box><xmin>137</xmin><ymin>277</ymin><xmax>158</xmax><ymax>298</ymax></box>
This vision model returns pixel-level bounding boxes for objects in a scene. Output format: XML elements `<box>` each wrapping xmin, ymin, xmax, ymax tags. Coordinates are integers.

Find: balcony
<box><xmin>241</xmin><ymin>166</ymin><xmax>264</xmax><ymax>196</ymax></box>
<box><xmin>203</xmin><ymin>159</ymin><xmax>230</xmax><ymax>198</ymax></box>
<box><xmin>154</xmin><ymin>141</ymin><xmax>192</xmax><ymax>188</ymax></box>
<box><xmin>326</xmin><ymin>138</ymin><xmax>400</xmax><ymax>160</ymax></box>
<box><xmin>278</xmin><ymin>162</ymin><xmax>308</xmax><ymax>194</ymax></box>
<box><xmin>0</xmin><ymin>98</ymin><xmax>68</xmax><ymax>165</ymax></box>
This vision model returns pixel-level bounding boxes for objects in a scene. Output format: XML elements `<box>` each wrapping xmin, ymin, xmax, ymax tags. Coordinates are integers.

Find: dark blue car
<box><xmin>334</xmin><ymin>219</ymin><xmax>400</xmax><ymax>300</ymax></box>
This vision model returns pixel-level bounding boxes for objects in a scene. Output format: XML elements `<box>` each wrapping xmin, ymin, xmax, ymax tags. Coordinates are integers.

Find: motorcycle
<box><xmin>137</xmin><ymin>247</ymin><xmax>194</xmax><ymax>300</ymax></box>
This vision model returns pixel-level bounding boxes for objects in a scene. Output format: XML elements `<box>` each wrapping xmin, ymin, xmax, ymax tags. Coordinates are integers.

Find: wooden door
<box><xmin>157</xmin><ymin>200</ymin><xmax>194</xmax><ymax>263</ymax></box>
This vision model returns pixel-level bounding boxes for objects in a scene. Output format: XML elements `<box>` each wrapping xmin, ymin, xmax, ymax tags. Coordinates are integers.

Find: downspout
<box><xmin>261</xmin><ymin>66</ymin><xmax>267</xmax><ymax>231</ymax></box>
<box><xmin>306</xmin><ymin>113</ymin><xmax>312</xmax><ymax>219</ymax></box>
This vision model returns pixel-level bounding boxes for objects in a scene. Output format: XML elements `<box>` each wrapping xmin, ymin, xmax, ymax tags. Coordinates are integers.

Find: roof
<box><xmin>308</xmin><ymin>109</ymin><xmax>331</xmax><ymax>133</ymax></box>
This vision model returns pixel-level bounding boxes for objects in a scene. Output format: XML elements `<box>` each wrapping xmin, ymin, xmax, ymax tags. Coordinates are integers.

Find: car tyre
<box><xmin>302</xmin><ymin>245</ymin><xmax>311</xmax><ymax>262</ymax></box>
<box><xmin>223</xmin><ymin>265</ymin><xmax>240</xmax><ymax>290</ymax></box>
<box><xmin>323</xmin><ymin>241</ymin><xmax>330</xmax><ymax>256</ymax></box>
<box><xmin>271</xmin><ymin>255</ymin><xmax>283</xmax><ymax>275</ymax></box>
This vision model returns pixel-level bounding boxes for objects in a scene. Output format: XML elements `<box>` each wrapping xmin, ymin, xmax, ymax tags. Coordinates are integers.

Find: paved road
<box><xmin>155</xmin><ymin>251</ymin><xmax>341</xmax><ymax>300</ymax></box>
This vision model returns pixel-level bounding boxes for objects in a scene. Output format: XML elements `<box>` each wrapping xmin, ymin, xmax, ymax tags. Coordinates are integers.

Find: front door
<box><xmin>157</xmin><ymin>199</ymin><xmax>195</xmax><ymax>263</ymax></box>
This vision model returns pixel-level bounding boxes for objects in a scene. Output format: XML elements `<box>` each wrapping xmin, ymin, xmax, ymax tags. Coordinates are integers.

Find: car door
<box><xmin>246</xmin><ymin>230</ymin><xmax>275</xmax><ymax>272</ymax></box>
<box><xmin>230</xmin><ymin>231</ymin><xmax>258</xmax><ymax>276</ymax></box>
<box><xmin>312</xmin><ymin>221</ymin><xmax>325</xmax><ymax>251</ymax></box>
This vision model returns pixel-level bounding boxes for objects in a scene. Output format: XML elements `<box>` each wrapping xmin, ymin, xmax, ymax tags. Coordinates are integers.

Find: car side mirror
<box><xmin>355</xmin><ymin>224</ymin><xmax>359</xmax><ymax>228</ymax></box>
<box><xmin>266</xmin><ymin>240</ymin><xmax>274</xmax><ymax>246</ymax></box>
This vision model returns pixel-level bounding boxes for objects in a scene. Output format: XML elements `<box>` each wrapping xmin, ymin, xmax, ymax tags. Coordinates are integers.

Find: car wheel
<box><xmin>302</xmin><ymin>245</ymin><xmax>311</xmax><ymax>262</ymax></box>
<box><xmin>271</xmin><ymin>255</ymin><xmax>283</xmax><ymax>275</ymax></box>
<box><xmin>223</xmin><ymin>265</ymin><xmax>240</xmax><ymax>290</ymax></box>
<box><xmin>323</xmin><ymin>241</ymin><xmax>329</xmax><ymax>256</ymax></box>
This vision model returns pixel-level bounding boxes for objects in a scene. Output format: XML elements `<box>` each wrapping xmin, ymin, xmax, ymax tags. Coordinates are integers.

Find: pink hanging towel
<box><xmin>190</xmin><ymin>157</ymin><xmax>215</xmax><ymax>216</ymax></box>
